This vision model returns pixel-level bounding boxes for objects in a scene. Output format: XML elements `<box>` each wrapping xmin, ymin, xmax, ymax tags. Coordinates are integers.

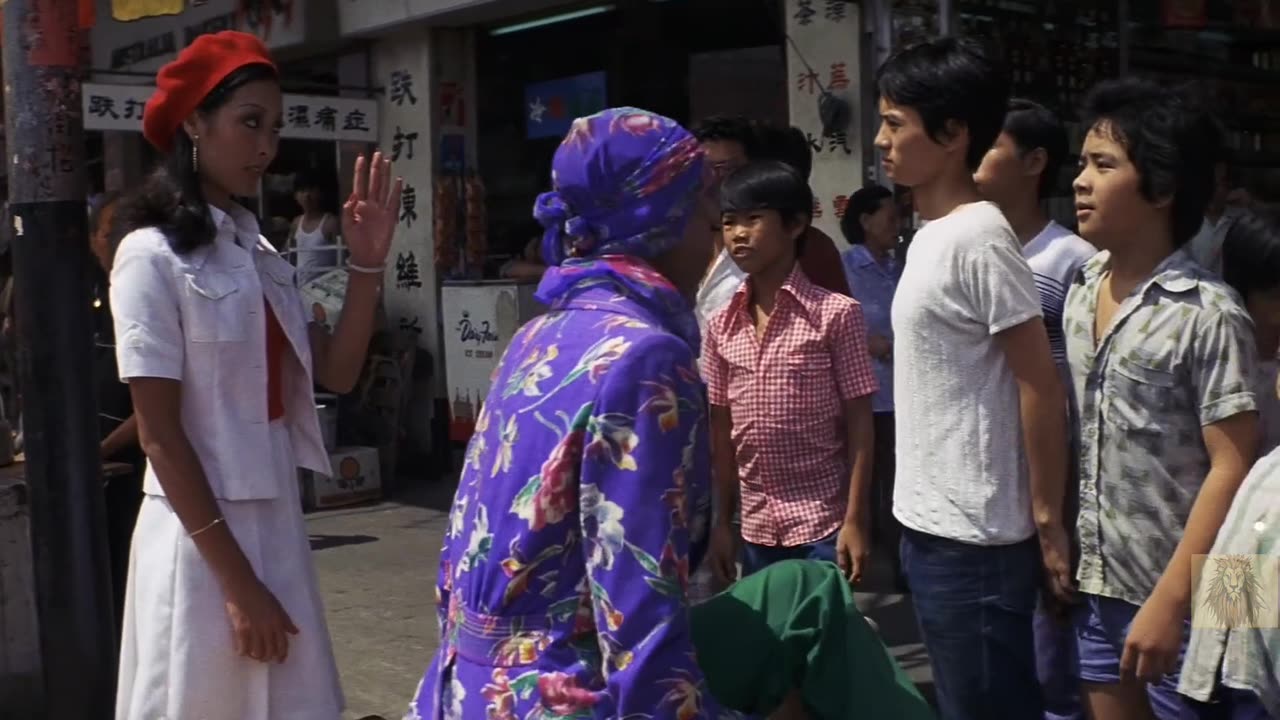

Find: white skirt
<box><xmin>115</xmin><ymin>421</ymin><xmax>344</xmax><ymax>720</ymax></box>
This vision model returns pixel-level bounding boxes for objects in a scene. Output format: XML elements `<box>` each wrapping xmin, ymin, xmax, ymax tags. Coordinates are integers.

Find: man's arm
<box><xmin>100</xmin><ymin>413</ymin><xmax>138</xmax><ymax>459</ymax></box>
<box><xmin>1120</xmin><ymin>305</ymin><xmax>1259</xmax><ymax>683</ymax></box>
<box><xmin>995</xmin><ymin>317</ymin><xmax>1073</xmax><ymax>600</ymax></box>
<box><xmin>829</xmin><ymin>301</ymin><xmax>879</xmax><ymax>582</ymax></box>
<box><xmin>1157</xmin><ymin>413</ymin><xmax>1258</xmax><ymax>613</ymax></box>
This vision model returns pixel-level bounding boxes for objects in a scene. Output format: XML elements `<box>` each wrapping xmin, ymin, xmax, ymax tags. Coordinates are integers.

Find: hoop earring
<box><xmin>191</xmin><ymin>136</ymin><xmax>199</xmax><ymax>173</ymax></box>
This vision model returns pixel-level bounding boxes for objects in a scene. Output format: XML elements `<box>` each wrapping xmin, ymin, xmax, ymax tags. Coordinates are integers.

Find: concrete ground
<box><xmin>309</xmin><ymin>481</ymin><xmax>933</xmax><ymax>720</ymax></box>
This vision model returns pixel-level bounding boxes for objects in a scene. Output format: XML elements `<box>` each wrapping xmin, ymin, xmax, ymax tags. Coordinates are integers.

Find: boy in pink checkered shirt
<box><xmin>702</xmin><ymin>160</ymin><xmax>878</xmax><ymax>585</ymax></box>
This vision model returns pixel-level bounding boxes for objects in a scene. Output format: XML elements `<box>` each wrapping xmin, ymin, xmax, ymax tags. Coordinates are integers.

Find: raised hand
<box><xmin>342</xmin><ymin>152</ymin><xmax>404</xmax><ymax>270</ymax></box>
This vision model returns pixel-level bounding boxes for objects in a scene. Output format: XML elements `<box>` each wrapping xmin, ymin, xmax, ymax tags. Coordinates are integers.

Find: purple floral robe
<box><xmin>407</xmin><ymin>279</ymin><xmax>739</xmax><ymax>720</ymax></box>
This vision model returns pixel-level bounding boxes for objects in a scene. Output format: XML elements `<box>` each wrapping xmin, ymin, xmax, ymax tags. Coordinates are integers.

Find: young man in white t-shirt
<box><xmin>876</xmin><ymin>38</ymin><xmax>1072</xmax><ymax>720</ymax></box>
<box><xmin>975</xmin><ymin>98</ymin><xmax>1097</xmax><ymax>720</ymax></box>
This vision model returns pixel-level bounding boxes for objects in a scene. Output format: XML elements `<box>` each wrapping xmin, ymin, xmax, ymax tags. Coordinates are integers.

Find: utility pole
<box><xmin>2</xmin><ymin>0</ymin><xmax>116</xmax><ymax>716</ymax></box>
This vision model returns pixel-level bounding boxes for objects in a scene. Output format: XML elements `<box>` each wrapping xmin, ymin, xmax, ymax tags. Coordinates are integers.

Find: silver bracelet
<box><xmin>347</xmin><ymin>262</ymin><xmax>386</xmax><ymax>274</ymax></box>
<box><xmin>188</xmin><ymin>516</ymin><xmax>225</xmax><ymax>538</ymax></box>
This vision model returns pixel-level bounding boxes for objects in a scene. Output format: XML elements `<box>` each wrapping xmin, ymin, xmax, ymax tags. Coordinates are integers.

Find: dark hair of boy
<box><xmin>1003</xmin><ymin>98</ymin><xmax>1068</xmax><ymax>198</ymax></box>
<box><xmin>720</xmin><ymin>161</ymin><xmax>814</xmax><ymax>256</ymax></box>
<box><xmin>839</xmin><ymin>185</ymin><xmax>894</xmax><ymax>245</ymax></box>
<box><xmin>1081</xmin><ymin>77</ymin><xmax>1224</xmax><ymax>248</ymax></box>
<box><xmin>1221</xmin><ymin>209</ymin><xmax>1280</xmax><ymax>301</ymax></box>
<box><xmin>694</xmin><ymin>115</ymin><xmax>760</xmax><ymax>155</ymax></box>
<box><xmin>755</xmin><ymin>125</ymin><xmax>814</xmax><ymax>180</ymax></box>
<box><xmin>876</xmin><ymin>36</ymin><xmax>1011</xmax><ymax>170</ymax></box>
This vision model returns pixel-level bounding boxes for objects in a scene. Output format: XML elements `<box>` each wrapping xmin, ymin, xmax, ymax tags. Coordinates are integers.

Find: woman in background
<box><xmin>838</xmin><ymin>185</ymin><xmax>904</xmax><ymax>590</ymax></box>
<box><xmin>89</xmin><ymin>193</ymin><xmax>146</xmax><ymax>633</ymax></box>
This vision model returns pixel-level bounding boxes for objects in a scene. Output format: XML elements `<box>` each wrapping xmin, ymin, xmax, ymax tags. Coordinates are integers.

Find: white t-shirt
<box><xmin>1023</xmin><ymin>221</ymin><xmax>1097</xmax><ymax>368</ymax></box>
<box><xmin>891</xmin><ymin>201</ymin><xmax>1043</xmax><ymax>545</ymax></box>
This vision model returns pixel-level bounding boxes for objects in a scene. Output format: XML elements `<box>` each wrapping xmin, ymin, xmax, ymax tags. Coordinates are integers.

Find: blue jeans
<box><xmin>1037</xmin><ymin>600</ymin><xmax>1084</xmax><ymax>720</ymax></box>
<box><xmin>741</xmin><ymin>531</ymin><xmax>838</xmax><ymax>577</ymax></box>
<box><xmin>901</xmin><ymin>527</ymin><xmax>1044</xmax><ymax>720</ymax></box>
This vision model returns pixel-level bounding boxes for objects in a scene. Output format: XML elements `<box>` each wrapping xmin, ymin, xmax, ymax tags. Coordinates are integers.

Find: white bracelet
<box><xmin>188</xmin><ymin>516</ymin><xmax>225</xmax><ymax>538</ymax></box>
<box><xmin>347</xmin><ymin>262</ymin><xmax>386</xmax><ymax>275</ymax></box>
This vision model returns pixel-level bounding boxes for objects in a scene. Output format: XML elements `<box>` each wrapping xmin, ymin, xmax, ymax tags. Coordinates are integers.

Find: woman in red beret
<box><xmin>108</xmin><ymin>31</ymin><xmax>400</xmax><ymax>720</ymax></box>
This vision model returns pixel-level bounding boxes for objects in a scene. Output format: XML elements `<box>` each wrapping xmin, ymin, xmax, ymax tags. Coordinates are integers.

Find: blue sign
<box><xmin>524</xmin><ymin>71</ymin><xmax>608</xmax><ymax>140</ymax></box>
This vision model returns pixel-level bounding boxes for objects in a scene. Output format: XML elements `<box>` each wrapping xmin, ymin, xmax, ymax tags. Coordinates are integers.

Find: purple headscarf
<box><xmin>532</xmin><ymin>107</ymin><xmax>707</xmax><ymax>350</ymax></box>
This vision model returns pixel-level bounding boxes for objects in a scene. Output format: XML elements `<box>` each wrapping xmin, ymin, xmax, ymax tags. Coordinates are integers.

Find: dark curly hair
<box><xmin>1081</xmin><ymin>77</ymin><xmax>1224</xmax><ymax>248</ymax></box>
<box><xmin>112</xmin><ymin>63</ymin><xmax>279</xmax><ymax>255</ymax></box>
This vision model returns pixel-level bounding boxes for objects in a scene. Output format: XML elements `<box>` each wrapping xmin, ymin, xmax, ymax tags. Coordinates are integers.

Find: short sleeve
<box><xmin>702</xmin><ymin>316</ymin><xmax>730</xmax><ymax>407</ymax></box>
<box><xmin>1191</xmin><ymin>307</ymin><xmax>1258</xmax><ymax>426</ymax></box>
<box><xmin>830</xmin><ymin>301</ymin><xmax>878</xmax><ymax>401</ymax></box>
<box><xmin>110</xmin><ymin>229</ymin><xmax>184</xmax><ymax>381</ymax></box>
<box><xmin>958</xmin><ymin>225</ymin><xmax>1042</xmax><ymax>335</ymax></box>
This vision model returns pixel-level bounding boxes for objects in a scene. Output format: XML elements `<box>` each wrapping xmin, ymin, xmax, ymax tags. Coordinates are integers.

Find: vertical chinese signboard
<box><xmin>786</xmin><ymin>0</ymin><xmax>863</xmax><ymax>245</ymax></box>
<box><xmin>373</xmin><ymin>34</ymin><xmax>435</xmax><ymax>357</ymax></box>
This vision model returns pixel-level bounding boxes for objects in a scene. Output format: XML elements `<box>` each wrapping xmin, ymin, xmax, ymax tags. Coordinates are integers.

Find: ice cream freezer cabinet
<box><xmin>441</xmin><ymin>280</ymin><xmax>544</xmax><ymax>443</ymax></box>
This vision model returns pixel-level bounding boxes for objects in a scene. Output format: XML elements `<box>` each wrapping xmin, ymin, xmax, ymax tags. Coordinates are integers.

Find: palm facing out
<box><xmin>341</xmin><ymin>152</ymin><xmax>403</xmax><ymax>269</ymax></box>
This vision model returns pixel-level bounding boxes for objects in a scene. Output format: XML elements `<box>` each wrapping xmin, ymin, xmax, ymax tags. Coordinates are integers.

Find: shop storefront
<box><xmin>869</xmin><ymin>0</ymin><xmax>1280</xmax><ymax>231</ymax></box>
<box><xmin>343</xmin><ymin>0</ymin><xmax>825</xmax><ymax>448</ymax></box>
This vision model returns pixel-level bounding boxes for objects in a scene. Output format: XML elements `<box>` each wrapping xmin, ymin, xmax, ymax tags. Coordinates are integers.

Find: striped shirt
<box><xmin>1023</xmin><ymin>221</ymin><xmax>1096</xmax><ymax>368</ymax></box>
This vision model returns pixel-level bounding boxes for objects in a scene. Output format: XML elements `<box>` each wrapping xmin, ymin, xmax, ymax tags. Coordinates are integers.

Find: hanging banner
<box><xmin>82</xmin><ymin>82</ymin><xmax>380</xmax><ymax>142</ymax></box>
<box><xmin>524</xmin><ymin>71</ymin><xmax>607</xmax><ymax>140</ymax></box>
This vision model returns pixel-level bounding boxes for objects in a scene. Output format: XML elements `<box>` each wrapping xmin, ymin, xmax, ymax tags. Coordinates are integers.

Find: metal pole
<box><xmin>2</xmin><ymin>0</ymin><xmax>116</xmax><ymax>717</ymax></box>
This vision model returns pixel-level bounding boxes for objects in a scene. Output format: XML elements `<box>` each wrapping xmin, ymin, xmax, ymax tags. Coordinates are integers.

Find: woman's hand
<box><xmin>223</xmin><ymin>573</ymin><xmax>299</xmax><ymax>664</ymax></box>
<box><xmin>341</xmin><ymin>152</ymin><xmax>403</xmax><ymax>269</ymax></box>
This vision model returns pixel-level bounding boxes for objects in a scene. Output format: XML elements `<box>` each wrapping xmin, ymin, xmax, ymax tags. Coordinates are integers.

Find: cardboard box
<box><xmin>300</xmin><ymin>446</ymin><xmax>382</xmax><ymax>510</ymax></box>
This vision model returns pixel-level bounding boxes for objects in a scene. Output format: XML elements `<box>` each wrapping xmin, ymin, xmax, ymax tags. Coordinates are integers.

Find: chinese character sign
<box><xmin>81</xmin><ymin>83</ymin><xmax>379</xmax><ymax>142</ymax></box>
<box><xmin>375</xmin><ymin>35</ymin><xmax>436</xmax><ymax>355</ymax></box>
<box><xmin>525</xmin><ymin>72</ymin><xmax>608</xmax><ymax>139</ymax></box>
<box><xmin>785</xmin><ymin>0</ymin><xmax>862</xmax><ymax>244</ymax></box>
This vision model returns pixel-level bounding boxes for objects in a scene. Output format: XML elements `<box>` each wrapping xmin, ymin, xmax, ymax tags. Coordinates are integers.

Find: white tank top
<box><xmin>293</xmin><ymin>214</ymin><xmax>336</xmax><ymax>285</ymax></box>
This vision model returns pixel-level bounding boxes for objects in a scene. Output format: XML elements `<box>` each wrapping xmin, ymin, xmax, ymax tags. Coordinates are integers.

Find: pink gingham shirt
<box><xmin>703</xmin><ymin>267</ymin><xmax>878</xmax><ymax>547</ymax></box>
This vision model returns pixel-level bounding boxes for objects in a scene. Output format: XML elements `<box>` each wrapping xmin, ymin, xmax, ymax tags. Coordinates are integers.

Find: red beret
<box><xmin>143</xmin><ymin>31</ymin><xmax>277</xmax><ymax>152</ymax></box>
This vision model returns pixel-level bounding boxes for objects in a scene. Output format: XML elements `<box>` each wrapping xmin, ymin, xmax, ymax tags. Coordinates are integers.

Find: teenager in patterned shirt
<box><xmin>1064</xmin><ymin>78</ymin><xmax>1260</xmax><ymax>720</ymax></box>
<box><xmin>702</xmin><ymin>161</ymin><xmax>878</xmax><ymax>585</ymax></box>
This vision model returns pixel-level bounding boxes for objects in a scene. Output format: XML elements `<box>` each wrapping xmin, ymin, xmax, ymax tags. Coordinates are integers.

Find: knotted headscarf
<box><xmin>533</xmin><ymin>107</ymin><xmax>706</xmax><ymax>350</ymax></box>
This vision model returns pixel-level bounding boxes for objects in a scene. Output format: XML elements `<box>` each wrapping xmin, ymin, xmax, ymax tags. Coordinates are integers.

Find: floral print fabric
<box><xmin>406</xmin><ymin>265</ymin><xmax>737</xmax><ymax>719</ymax></box>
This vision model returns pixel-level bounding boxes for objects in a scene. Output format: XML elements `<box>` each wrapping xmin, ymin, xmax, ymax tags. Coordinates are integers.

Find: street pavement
<box><xmin>309</xmin><ymin>480</ymin><xmax>934</xmax><ymax>720</ymax></box>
